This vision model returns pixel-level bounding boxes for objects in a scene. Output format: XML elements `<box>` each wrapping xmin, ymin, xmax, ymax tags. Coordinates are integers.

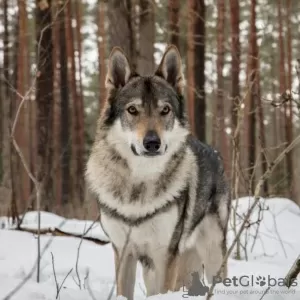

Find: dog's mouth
<box><xmin>131</xmin><ymin>145</ymin><xmax>167</xmax><ymax>157</ymax></box>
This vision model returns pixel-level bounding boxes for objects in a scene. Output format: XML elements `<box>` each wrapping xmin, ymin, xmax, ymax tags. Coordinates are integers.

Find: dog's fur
<box><xmin>86</xmin><ymin>45</ymin><xmax>230</xmax><ymax>299</ymax></box>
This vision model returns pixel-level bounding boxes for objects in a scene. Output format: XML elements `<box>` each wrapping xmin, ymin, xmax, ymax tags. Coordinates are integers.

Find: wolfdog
<box><xmin>86</xmin><ymin>45</ymin><xmax>230</xmax><ymax>299</ymax></box>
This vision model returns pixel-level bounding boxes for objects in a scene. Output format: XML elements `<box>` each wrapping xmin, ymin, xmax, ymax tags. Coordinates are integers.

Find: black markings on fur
<box><xmin>168</xmin><ymin>186</ymin><xmax>189</xmax><ymax>255</ymax></box>
<box><xmin>97</xmin><ymin>198</ymin><xmax>178</xmax><ymax>227</ymax></box>
<box><xmin>154</xmin><ymin>145</ymin><xmax>186</xmax><ymax>197</ymax></box>
<box><xmin>109</xmin><ymin>146</ymin><xmax>128</xmax><ymax>169</ymax></box>
<box><xmin>138</xmin><ymin>255</ymin><xmax>154</xmax><ymax>269</ymax></box>
<box><xmin>129</xmin><ymin>183</ymin><xmax>146</xmax><ymax>202</ymax></box>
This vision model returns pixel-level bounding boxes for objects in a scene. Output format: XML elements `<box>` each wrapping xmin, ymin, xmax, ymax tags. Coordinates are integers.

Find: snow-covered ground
<box><xmin>0</xmin><ymin>197</ymin><xmax>299</xmax><ymax>299</ymax></box>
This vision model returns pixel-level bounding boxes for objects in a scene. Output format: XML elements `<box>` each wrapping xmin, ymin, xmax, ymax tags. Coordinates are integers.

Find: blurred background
<box><xmin>0</xmin><ymin>0</ymin><xmax>299</xmax><ymax>220</ymax></box>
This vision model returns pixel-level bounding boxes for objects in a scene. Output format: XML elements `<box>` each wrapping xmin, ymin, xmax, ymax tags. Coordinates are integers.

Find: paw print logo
<box><xmin>256</xmin><ymin>276</ymin><xmax>266</xmax><ymax>286</ymax></box>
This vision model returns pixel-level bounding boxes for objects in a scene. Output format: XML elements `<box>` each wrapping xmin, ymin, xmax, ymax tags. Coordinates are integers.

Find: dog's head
<box><xmin>102</xmin><ymin>45</ymin><xmax>189</xmax><ymax>158</ymax></box>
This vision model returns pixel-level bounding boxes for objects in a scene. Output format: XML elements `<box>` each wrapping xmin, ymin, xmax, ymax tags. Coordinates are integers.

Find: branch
<box><xmin>284</xmin><ymin>255</ymin><xmax>300</xmax><ymax>288</ymax></box>
<box><xmin>206</xmin><ymin>133</ymin><xmax>300</xmax><ymax>299</ymax></box>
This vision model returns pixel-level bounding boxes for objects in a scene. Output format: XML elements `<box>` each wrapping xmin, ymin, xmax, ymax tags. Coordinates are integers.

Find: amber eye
<box><xmin>161</xmin><ymin>105</ymin><xmax>171</xmax><ymax>116</ymax></box>
<box><xmin>127</xmin><ymin>105</ymin><xmax>138</xmax><ymax>115</ymax></box>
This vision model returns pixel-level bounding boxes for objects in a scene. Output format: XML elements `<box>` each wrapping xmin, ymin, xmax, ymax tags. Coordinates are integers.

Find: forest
<box><xmin>0</xmin><ymin>0</ymin><xmax>300</xmax><ymax>218</ymax></box>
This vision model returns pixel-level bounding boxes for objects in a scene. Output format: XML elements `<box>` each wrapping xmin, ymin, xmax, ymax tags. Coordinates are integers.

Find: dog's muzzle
<box><xmin>131</xmin><ymin>130</ymin><xmax>166</xmax><ymax>157</ymax></box>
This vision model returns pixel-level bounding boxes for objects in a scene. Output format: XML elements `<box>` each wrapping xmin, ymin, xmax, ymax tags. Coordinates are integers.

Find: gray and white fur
<box><xmin>86</xmin><ymin>45</ymin><xmax>230</xmax><ymax>299</ymax></box>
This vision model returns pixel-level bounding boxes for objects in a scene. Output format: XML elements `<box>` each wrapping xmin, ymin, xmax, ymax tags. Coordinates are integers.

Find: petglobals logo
<box><xmin>212</xmin><ymin>274</ymin><xmax>298</xmax><ymax>288</ymax></box>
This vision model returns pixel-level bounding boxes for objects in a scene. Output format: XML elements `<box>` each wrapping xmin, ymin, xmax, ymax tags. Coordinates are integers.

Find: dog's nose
<box><xmin>143</xmin><ymin>130</ymin><xmax>161</xmax><ymax>153</ymax></box>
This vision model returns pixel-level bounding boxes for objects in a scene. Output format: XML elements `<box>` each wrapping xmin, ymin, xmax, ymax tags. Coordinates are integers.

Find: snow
<box><xmin>0</xmin><ymin>197</ymin><xmax>300</xmax><ymax>299</ymax></box>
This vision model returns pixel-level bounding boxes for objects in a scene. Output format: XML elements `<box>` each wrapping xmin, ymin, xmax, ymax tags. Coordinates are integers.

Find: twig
<box><xmin>206</xmin><ymin>133</ymin><xmax>300</xmax><ymax>299</ymax></box>
<box><xmin>284</xmin><ymin>255</ymin><xmax>300</xmax><ymax>288</ymax></box>
<box><xmin>51</xmin><ymin>252</ymin><xmax>73</xmax><ymax>299</ymax></box>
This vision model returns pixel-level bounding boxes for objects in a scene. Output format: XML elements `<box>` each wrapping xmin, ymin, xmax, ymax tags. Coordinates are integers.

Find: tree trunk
<box><xmin>285</xmin><ymin>0</ymin><xmax>294</xmax><ymax>199</ymax></box>
<box><xmin>58</xmin><ymin>2</ymin><xmax>71</xmax><ymax>206</ymax></box>
<box><xmin>215</xmin><ymin>0</ymin><xmax>229</xmax><ymax>172</ymax></box>
<box><xmin>97</xmin><ymin>0</ymin><xmax>106</xmax><ymax>110</ymax></box>
<box><xmin>16</xmin><ymin>0</ymin><xmax>30</xmax><ymax>212</ymax></box>
<box><xmin>0</xmin><ymin>0</ymin><xmax>13</xmax><ymax>216</ymax></box>
<box><xmin>36</xmin><ymin>0</ymin><xmax>54</xmax><ymax>211</ymax></box>
<box><xmin>187</xmin><ymin>0</ymin><xmax>195</xmax><ymax>134</ymax></box>
<box><xmin>247</xmin><ymin>0</ymin><xmax>258</xmax><ymax>194</ymax></box>
<box><xmin>138</xmin><ymin>0</ymin><xmax>155</xmax><ymax>75</ymax></box>
<box><xmin>194</xmin><ymin>0</ymin><xmax>206</xmax><ymax>141</ymax></box>
<box><xmin>229</xmin><ymin>0</ymin><xmax>240</xmax><ymax>196</ymax></box>
<box><xmin>108</xmin><ymin>0</ymin><xmax>134</xmax><ymax>62</ymax></box>
<box><xmin>168</xmin><ymin>0</ymin><xmax>180</xmax><ymax>49</ymax></box>
<box><xmin>74</xmin><ymin>0</ymin><xmax>85</xmax><ymax>206</ymax></box>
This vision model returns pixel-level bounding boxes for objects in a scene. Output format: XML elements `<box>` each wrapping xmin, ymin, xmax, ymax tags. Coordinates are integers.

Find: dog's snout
<box><xmin>143</xmin><ymin>130</ymin><xmax>161</xmax><ymax>153</ymax></box>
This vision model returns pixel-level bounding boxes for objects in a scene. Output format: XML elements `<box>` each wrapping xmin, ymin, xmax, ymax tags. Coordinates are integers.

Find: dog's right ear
<box><xmin>105</xmin><ymin>47</ymin><xmax>131</xmax><ymax>90</ymax></box>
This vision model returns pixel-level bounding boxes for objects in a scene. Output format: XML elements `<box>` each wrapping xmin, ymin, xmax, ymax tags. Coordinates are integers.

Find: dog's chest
<box><xmin>101</xmin><ymin>205</ymin><xmax>179</xmax><ymax>251</ymax></box>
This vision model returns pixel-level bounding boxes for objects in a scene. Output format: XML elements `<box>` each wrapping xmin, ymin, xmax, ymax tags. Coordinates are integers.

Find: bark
<box><xmin>16</xmin><ymin>0</ymin><xmax>30</xmax><ymax>212</ymax></box>
<box><xmin>74</xmin><ymin>0</ymin><xmax>85</xmax><ymax>205</ymax></box>
<box><xmin>108</xmin><ymin>0</ymin><xmax>135</xmax><ymax>63</ymax></box>
<box><xmin>58</xmin><ymin>2</ymin><xmax>71</xmax><ymax>206</ymax></box>
<box><xmin>97</xmin><ymin>0</ymin><xmax>106</xmax><ymax>110</ymax></box>
<box><xmin>168</xmin><ymin>0</ymin><xmax>180</xmax><ymax>49</ymax></box>
<box><xmin>0</xmin><ymin>0</ymin><xmax>12</xmax><ymax>215</ymax></box>
<box><xmin>36</xmin><ymin>0</ymin><xmax>54</xmax><ymax>210</ymax></box>
<box><xmin>215</xmin><ymin>0</ymin><xmax>229</xmax><ymax>172</ymax></box>
<box><xmin>194</xmin><ymin>0</ymin><xmax>206</xmax><ymax>141</ymax></box>
<box><xmin>65</xmin><ymin>0</ymin><xmax>83</xmax><ymax>207</ymax></box>
<box><xmin>230</xmin><ymin>0</ymin><xmax>240</xmax><ymax>131</ymax></box>
<box><xmin>187</xmin><ymin>0</ymin><xmax>195</xmax><ymax>133</ymax></box>
<box><xmin>52</xmin><ymin>1</ymin><xmax>62</xmax><ymax>210</ymax></box>
<box><xmin>285</xmin><ymin>0</ymin><xmax>294</xmax><ymax>198</ymax></box>
<box><xmin>138</xmin><ymin>0</ymin><xmax>155</xmax><ymax>75</ymax></box>
<box><xmin>247</xmin><ymin>0</ymin><xmax>258</xmax><ymax>194</ymax></box>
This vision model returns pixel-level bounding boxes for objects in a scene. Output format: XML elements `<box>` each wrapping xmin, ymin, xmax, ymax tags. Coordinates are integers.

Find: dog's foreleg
<box><xmin>164</xmin><ymin>254</ymin><xmax>179</xmax><ymax>292</ymax></box>
<box><xmin>113</xmin><ymin>245</ymin><xmax>137</xmax><ymax>300</ymax></box>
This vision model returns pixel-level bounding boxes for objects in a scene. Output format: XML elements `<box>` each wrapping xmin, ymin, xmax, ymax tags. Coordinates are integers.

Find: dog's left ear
<box><xmin>105</xmin><ymin>47</ymin><xmax>131</xmax><ymax>90</ymax></box>
<box><xmin>155</xmin><ymin>45</ymin><xmax>184</xmax><ymax>94</ymax></box>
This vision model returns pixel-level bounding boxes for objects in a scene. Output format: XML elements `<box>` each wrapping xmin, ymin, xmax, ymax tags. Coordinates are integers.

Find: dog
<box><xmin>86</xmin><ymin>45</ymin><xmax>230</xmax><ymax>299</ymax></box>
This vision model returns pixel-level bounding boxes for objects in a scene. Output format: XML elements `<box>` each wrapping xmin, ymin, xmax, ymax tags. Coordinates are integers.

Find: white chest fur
<box><xmin>101</xmin><ymin>205</ymin><xmax>179</xmax><ymax>252</ymax></box>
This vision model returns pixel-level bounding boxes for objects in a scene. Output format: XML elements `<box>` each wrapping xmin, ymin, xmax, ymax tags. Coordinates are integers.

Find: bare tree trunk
<box><xmin>108</xmin><ymin>0</ymin><xmax>134</xmax><ymax>62</ymax></box>
<box><xmin>74</xmin><ymin>0</ymin><xmax>85</xmax><ymax>206</ymax></box>
<box><xmin>278</xmin><ymin>0</ymin><xmax>288</xmax><ymax>196</ymax></box>
<box><xmin>52</xmin><ymin>0</ymin><xmax>62</xmax><ymax>211</ymax></box>
<box><xmin>97</xmin><ymin>0</ymin><xmax>106</xmax><ymax>110</ymax></box>
<box><xmin>215</xmin><ymin>0</ymin><xmax>229</xmax><ymax>172</ymax></box>
<box><xmin>36</xmin><ymin>0</ymin><xmax>54</xmax><ymax>211</ymax></box>
<box><xmin>16</xmin><ymin>0</ymin><xmax>30</xmax><ymax>212</ymax></box>
<box><xmin>0</xmin><ymin>0</ymin><xmax>13</xmax><ymax>216</ymax></box>
<box><xmin>230</xmin><ymin>0</ymin><xmax>240</xmax><ymax>196</ymax></box>
<box><xmin>187</xmin><ymin>0</ymin><xmax>195</xmax><ymax>134</ymax></box>
<box><xmin>285</xmin><ymin>0</ymin><xmax>294</xmax><ymax>199</ymax></box>
<box><xmin>247</xmin><ymin>0</ymin><xmax>258</xmax><ymax>194</ymax></box>
<box><xmin>194</xmin><ymin>0</ymin><xmax>206</xmax><ymax>141</ymax></box>
<box><xmin>58</xmin><ymin>2</ymin><xmax>71</xmax><ymax>206</ymax></box>
<box><xmin>138</xmin><ymin>0</ymin><xmax>155</xmax><ymax>75</ymax></box>
<box><xmin>168</xmin><ymin>0</ymin><xmax>180</xmax><ymax>49</ymax></box>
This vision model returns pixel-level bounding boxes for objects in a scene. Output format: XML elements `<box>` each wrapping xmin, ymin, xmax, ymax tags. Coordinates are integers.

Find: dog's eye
<box><xmin>127</xmin><ymin>106</ymin><xmax>138</xmax><ymax>115</ymax></box>
<box><xmin>161</xmin><ymin>106</ymin><xmax>171</xmax><ymax>116</ymax></box>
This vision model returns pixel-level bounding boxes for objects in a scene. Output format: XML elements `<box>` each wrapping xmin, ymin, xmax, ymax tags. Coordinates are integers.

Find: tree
<box><xmin>36</xmin><ymin>0</ymin><xmax>54</xmax><ymax>210</ymax></box>
<box><xmin>58</xmin><ymin>1</ymin><xmax>71</xmax><ymax>207</ymax></box>
<box><xmin>193</xmin><ymin>0</ymin><xmax>206</xmax><ymax>141</ymax></box>
<box><xmin>108</xmin><ymin>0</ymin><xmax>135</xmax><ymax>64</ymax></box>
<box><xmin>0</xmin><ymin>0</ymin><xmax>13</xmax><ymax>216</ymax></box>
<box><xmin>138</xmin><ymin>0</ymin><xmax>155</xmax><ymax>75</ymax></box>
<box><xmin>187</xmin><ymin>0</ymin><xmax>195</xmax><ymax>134</ymax></box>
<box><xmin>168</xmin><ymin>0</ymin><xmax>180</xmax><ymax>49</ymax></box>
<box><xmin>97</xmin><ymin>0</ymin><xmax>106</xmax><ymax>110</ymax></box>
<box><xmin>247</xmin><ymin>0</ymin><xmax>258</xmax><ymax>193</ymax></box>
<box><xmin>215</xmin><ymin>0</ymin><xmax>229</xmax><ymax>171</ymax></box>
<box><xmin>16</xmin><ymin>0</ymin><xmax>30</xmax><ymax>212</ymax></box>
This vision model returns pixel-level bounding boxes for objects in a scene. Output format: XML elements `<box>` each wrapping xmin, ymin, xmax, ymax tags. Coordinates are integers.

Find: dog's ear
<box><xmin>155</xmin><ymin>45</ymin><xmax>184</xmax><ymax>94</ymax></box>
<box><xmin>105</xmin><ymin>47</ymin><xmax>131</xmax><ymax>90</ymax></box>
